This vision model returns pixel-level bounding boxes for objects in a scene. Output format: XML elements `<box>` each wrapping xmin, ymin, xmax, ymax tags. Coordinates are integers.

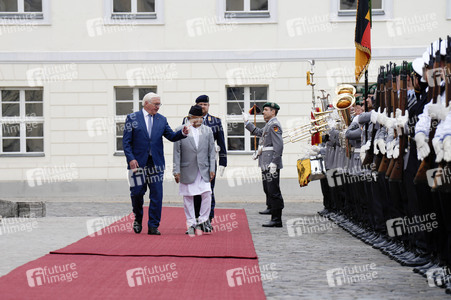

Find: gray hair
<box><xmin>142</xmin><ymin>92</ymin><xmax>160</xmax><ymax>106</ymax></box>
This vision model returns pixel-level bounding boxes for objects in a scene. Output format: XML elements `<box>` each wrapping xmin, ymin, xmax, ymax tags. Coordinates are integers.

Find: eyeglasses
<box><xmin>152</xmin><ymin>103</ymin><xmax>162</xmax><ymax>107</ymax></box>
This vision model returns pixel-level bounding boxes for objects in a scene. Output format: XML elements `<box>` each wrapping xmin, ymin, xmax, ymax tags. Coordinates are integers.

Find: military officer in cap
<box><xmin>182</xmin><ymin>95</ymin><xmax>227</xmax><ymax>224</ymax></box>
<box><xmin>242</xmin><ymin>102</ymin><xmax>284</xmax><ymax>227</ymax></box>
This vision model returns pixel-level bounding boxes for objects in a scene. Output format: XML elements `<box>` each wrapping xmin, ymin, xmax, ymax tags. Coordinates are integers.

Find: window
<box><xmin>104</xmin><ymin>0</ymin><xmax>164</xmax><ymax>24</ymax></box>
<box><xmin>115</xmin><ymin>86</ymin><xmax>156</xmax><ymax>152</ymax></box>
<box><xmin>0</xmin><ymin>88</ymin><xmax>44</xmax><ymax>155</ymax></box>
<box><xmin>0</xmin><ymin>0</ymin><xmax>50</xmax><ymax>23</ymax></box>
<box><xmin>217</xmin><ymin>0</ymin><xmax>277</xmax><ymax>24</ymax></box>
<box><xmin>226</xmin><ymin>86</ymin><xmax>268</xmax><ymax>152</ymax></box>
<box><xmin>330</xmin><ymin>0</ymin><xmax>392</xmax><ymax>22</ymax></box>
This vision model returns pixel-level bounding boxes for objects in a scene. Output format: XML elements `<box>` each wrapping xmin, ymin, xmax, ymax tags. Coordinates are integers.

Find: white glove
<box><xmin>269</xmin><ymin>162</ymin><xmax>277</xmax><ymax>174</ymax></box>
<box><xmin>218</xmin><ymin>165</ymin><xmax>225</xmax><ymax>177</ymax></box>
<box><xmin>415</xmin><ymin>132</ymin><xmax>430</xmax><ymax>160</ymax></box>
<box><xmin>396</xmin><ymin>110</ymin><xmax>409</xmax><ymax>133</ymax></box>
<box><xmin>360</xmin><ymin>149</ymin><xmax>367</xmax><ymax>163</ymax></box>
<box><xmin>386</xmin><ymin>140</ymin><xmax>394</xmax><ymax>159</ymax></box>
<box><xmin>215</xmin><ymin>145</ymin><xmax>221</xmax><ymax>153</ymax></box>
<box><xmin>443</xmin><ymin>136</ymin><xmax>451</xmax><ymax>162</ymax></box>
<box><xmin>370</xmin><ymin>109</ymin><xmax>378</xmax><ymax>124</ymax></box>
<box><xmin>428</xmin><ymin>103</ymin><xmax>449</xmax><ymax>121</ymax></box>
<box><xmin>385</xmin><ymin>117</ymin><xmax>395</xmax><ymax>129</ymax></box>
<box><xmin>432</xmin><ymin>138</ymin><xmax>444</xmax><ymax>163</ymax></box>
<box><xmin>393</xmin><ymin>143</ymin><xmax>400</xmax><ymax>159</ymax></box>
<box><xmin>242</xmin><ymin>112</ymin><xmax>249</xmax><ymax>122</ymax></box>
<box><xmin>374</xmin><ymin>139</ymin><xmax>386</xmax><ymax>155</ymax></box>
<box><xmin>252</xmin><ymin>152</ymin><xmax>259</xmax><ymax>160</ymax></box>
<box><xmin>377</xmin><ymin>109</ymin><xmax>387</xmax><ymax>126</ymax></box>
<box><xmin>360</xmin><ymin>140</ymin><xmax>371</xmax><ymax>162</ymax></box>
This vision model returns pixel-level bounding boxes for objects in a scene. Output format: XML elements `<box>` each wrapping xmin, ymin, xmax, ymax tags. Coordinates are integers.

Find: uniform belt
<box><xmin>262</xmin><ymin>146</ymin><xmax>274</xmax><ymax>151</ymax></box>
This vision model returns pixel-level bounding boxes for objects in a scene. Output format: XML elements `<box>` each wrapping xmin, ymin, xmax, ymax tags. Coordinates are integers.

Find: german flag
<box><xmin>355</xmin><ymin>0</ymin><xmax>372</xmax><ymax>83</ymax></box>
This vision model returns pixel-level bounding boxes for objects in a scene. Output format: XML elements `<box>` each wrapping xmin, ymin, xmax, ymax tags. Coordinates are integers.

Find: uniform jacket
<box><xmin>245</xmin><ymin>117</ymin><xmax>283</xmax><ymax>170</ymax></box>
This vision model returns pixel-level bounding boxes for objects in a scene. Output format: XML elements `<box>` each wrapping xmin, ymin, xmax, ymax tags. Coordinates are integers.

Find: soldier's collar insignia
<box><xmin>208</xmin><ymin>116</ymin><xmax>211</xmax><ymax>121</ymax></box>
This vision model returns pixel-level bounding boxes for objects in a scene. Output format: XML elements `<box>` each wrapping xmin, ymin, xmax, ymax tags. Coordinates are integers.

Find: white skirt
<box><xmin>179</xmin><ymin>170</ymin><xmax>211</xmax><ymax>196</ymax></box>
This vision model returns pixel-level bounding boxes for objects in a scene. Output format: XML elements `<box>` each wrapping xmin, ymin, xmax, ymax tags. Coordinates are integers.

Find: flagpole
<box><xmin>364</xmin><ymin>69</ymin><xmax>368</xmax><ymax>113</ymax></box>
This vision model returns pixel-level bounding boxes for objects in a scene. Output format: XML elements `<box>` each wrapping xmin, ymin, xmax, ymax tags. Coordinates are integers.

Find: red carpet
<box><xmin>0</xmin><ymin>255</ymin><xmax>266</xmax><ymax>299</ymax></box>
<box><xmin>0</xmin><ymin>207</ymin><xmax>266</xmax><ymax>299</ymax></box>
<box><xmin>51</xmin><ymin>207</ymin><xmax>257</xmax><ymax>259</ymax></box>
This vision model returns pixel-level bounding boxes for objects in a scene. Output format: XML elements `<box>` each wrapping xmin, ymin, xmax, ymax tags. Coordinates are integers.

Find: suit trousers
<box><xmin>129</xmin><ymin>156</ymin><xmax>164</xmax><ymax>229</ymax></box>
<box><xmin>262</xmin><ymin>169</ymin><xmax>284</xmax><ymax>211</ymax></box>
<box><xmin>184</xmin><ymin>191</ymin><xmax>212</xmax><ymax>227</ymax></box>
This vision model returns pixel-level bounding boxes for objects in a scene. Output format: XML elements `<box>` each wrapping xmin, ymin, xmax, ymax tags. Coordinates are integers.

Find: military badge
<box><xmin>273</xmin><ymin>126</ymin><xmax>279</xmax><ymax>132</ymax></box>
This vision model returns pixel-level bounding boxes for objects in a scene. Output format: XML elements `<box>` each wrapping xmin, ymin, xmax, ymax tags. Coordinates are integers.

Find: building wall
<box><xmin>0</xmin><ymin>0</ymin><xmax>449</xmax><ymax>197</ymax></box>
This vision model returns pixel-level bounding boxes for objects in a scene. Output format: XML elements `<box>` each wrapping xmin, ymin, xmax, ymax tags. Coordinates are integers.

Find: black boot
<box><xmin>262</xmin><ymin>209</ymin><xmax>282</xmax><ymax>227</ymax></box>
<box><xmin>259</xmin><ymin>207</ymin><xmax>271</xmax><ymax>215</ymax></box>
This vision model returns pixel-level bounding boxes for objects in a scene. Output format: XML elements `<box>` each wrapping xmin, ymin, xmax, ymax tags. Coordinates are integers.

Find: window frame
<box><xmin>0</xmin><ymin>87</ymin><xmax>44</xmax><ymax>156</ymax></box>
<box><xmin>114</xmin><ymin>86</ymin><xmax>157</xmax><ymax>155</ymax></box>
<box><xmin>447</xmin><ymin>0</ymin><xmax>451</xmax><ymax>20</ymax></box>
<box><xmin>330</xmin><ymin>0</ymin><xmax>393</xmax><ymax>22</ymax></box>
<box><xmin>225</xmin><ymin>85</ymin><xmax>268</xmax><ymax>153</ymax></box>
<box><xmin>217</xmin><ymin>0</ymin><xmax>278</xmax><ymax>24</ymax></box>
<box><xmin>0</xmin><ymin>0</ymin><xmax>51</xmax><ymax>25</ymax></box>
<box><xmin>104</xmin><ymin>0</ymin><xmax>164</xmax><ymax>25</ymax></box>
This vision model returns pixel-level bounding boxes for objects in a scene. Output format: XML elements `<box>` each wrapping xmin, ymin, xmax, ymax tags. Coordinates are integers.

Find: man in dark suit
<box><xmin>123</xmin><ymin>92</ymin><xmax>188</xmax><ymax>235</ymax></box>
<box><xmin>183</xmin><ymin>95</ymin><xmax>227</xmax><ymax>224</ymax></box>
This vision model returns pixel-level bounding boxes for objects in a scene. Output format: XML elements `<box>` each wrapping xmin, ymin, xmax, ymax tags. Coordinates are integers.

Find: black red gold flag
<box><xmin>355</xmin><ymin>0</ymin><xmax>371</xmax><ymax>83</ymax></box>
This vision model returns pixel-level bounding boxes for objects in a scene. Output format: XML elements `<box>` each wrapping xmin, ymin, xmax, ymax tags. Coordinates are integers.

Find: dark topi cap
<box><xmin>189</xmin><ymin>105</ymin><xmax>203</xmax><ymax>116</ymax></box>
<box><xmin>195</xmin><ymin>95</ymin><xmax>209</xmax><ymax>103</ymax></box>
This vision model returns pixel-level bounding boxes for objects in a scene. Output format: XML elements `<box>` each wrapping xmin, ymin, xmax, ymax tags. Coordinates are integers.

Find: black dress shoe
<box><xmin>259</xmin><ymin>208</ymin><xmax>271</xmax><ymax>215</ymax></box>
<box><xmin>148</xmin><ymin>227</ymin><xmax>161</xmax><ymax>235</ymax></box>
<box><xmin>262</xmin><ymin>220</ymin><xmax>283</xmax><ymax>227</ymax></box>
<box><xmin>196</xmin><ymin>220</ymin><xmax>212</xmax><ymax>233</ymax></box>
<box><xmin>133</xmin><ymin>220</ymin><xmax>142</xmax><ymax>234</ymax></box>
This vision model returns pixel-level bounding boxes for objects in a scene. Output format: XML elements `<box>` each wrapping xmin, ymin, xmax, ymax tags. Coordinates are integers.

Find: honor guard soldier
<box><xmin>242</xmin><ymin>102</ymin><xmax>284</xmax><ymax>227</ymax></box>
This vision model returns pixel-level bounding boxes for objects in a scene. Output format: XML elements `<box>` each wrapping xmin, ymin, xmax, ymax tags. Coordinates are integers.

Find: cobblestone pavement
<box><xmin>0</xmin><ymin>199</ymin><xmax>447</xmax><ymax>299</ymax></box>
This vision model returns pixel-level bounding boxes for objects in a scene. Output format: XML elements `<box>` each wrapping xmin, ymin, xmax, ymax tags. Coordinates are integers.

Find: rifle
<box><xmin>373</xmin><ymin>67</ymin><xmax>386</xmax><ymax>171</ymax></box>
<box><xmin>386</xmin><ymin>63</ymin><xmax>400</xmax><ymax>178</ymax></box>
<box><xmin>378</xmin><ymin>64</ymin><xmax>392</xmax><ymax>175</ymax></box>
<box><xmin>362</xmin><ymin>71</ymin><xmax>376</xmax><ymax>169</ymax></box>
<box><xmin>414</xmin><ymin>41</ymin><xmax>442</xmax><ymax>184</ymax></box>
<box><xmin>390</xmin><ymin>61</ymin><xmax>408</xmax><ymax>182</ymax></box>
<box><xmin>363</xmin><ymin>67</ymin><xmax>383</xmax><ymax>170</ymax></box>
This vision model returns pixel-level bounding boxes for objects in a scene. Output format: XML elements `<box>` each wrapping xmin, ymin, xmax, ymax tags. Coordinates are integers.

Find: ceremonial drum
<box><xmin>309</xmin><ymin>155</ymin><xmax>326</xmax><ymax>181</ymax></box>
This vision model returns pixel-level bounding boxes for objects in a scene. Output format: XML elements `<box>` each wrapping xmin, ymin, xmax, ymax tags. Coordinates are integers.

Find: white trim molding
<box><xmin>0</xmin><ymin>47</ymin><xmax>426</xmax><ymax>64</ymax></box>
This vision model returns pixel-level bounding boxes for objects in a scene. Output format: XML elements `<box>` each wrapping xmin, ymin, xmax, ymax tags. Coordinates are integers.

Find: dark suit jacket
<box><xmin>183</xmin><ymin>113</ymin><xmax>227</xmax><ymax>167</ymax></box>
<box><xmin>123</xmin><ymin>110</ymin><xmax>185</xmax><ymax>171</ymax></box>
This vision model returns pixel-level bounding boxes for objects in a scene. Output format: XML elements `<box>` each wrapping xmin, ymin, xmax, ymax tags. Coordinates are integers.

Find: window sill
<box><xmin>0</xmin><ymin>153</ymin><xmax>45</xmax><ymax>157</ymax></box>
<box><xmin>0</xmin><ymin>13</ymin><xmax>50</xmax><ymax>25</ymax></box>
<box><xmin>228</xmin><ymin>151</ymin><xmax>256</xmax><ymax>155</ymax></box>
<box><xmin>105</xmin><ymin>14</ymin><xmax>163</xmax><ymax>25</ymax></box>
<box><xmin>114</xmin><ymin>152</ymin><xmax>125</xmax><ymax>156</ymax></box>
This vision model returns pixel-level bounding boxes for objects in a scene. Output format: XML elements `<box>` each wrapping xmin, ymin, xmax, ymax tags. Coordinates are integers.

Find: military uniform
<box><xmin>245</xmin><ymin>102</ymin><xmax>284</xmax><ymax>227</ymax></box>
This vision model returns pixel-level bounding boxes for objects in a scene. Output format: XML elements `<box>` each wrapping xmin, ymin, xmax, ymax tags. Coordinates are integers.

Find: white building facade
<box><xmin>0</xmin><ymin>0</ymin><xmax>450</xmax><ymax>199</ymax></box>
